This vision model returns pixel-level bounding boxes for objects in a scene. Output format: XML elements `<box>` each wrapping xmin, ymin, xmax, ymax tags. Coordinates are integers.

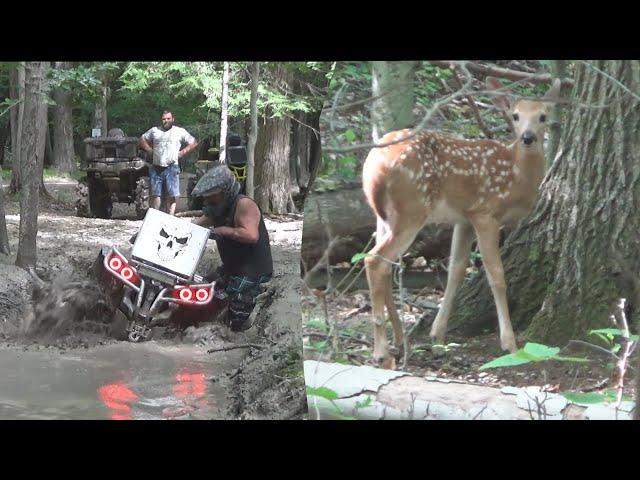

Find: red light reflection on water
<box><xmin>98</xmin><ymin>383</ymin><xmax>139</xmax><ymax>420</ymax></box>
<box><xmin>98</xmin><ymin>371</ymin><xmax>210</xmax><ymax>420</ymax></box>
<box><xmin>172</xmin><ymin>371</ymin><xmax>209</xmax><ymax>410</ymax></box>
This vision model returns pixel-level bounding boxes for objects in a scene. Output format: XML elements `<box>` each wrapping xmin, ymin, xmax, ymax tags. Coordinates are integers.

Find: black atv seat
<box><xmin>227</xmin><ymin>145</ymin><xmax>247</xmax><ymax>166</ymax></box>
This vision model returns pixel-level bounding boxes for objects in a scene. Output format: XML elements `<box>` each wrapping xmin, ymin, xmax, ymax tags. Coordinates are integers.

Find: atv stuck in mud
<box><xmin>95</xmin><ymin>208</ymin><xmax>221</xmax><ymax>342</ymax></box>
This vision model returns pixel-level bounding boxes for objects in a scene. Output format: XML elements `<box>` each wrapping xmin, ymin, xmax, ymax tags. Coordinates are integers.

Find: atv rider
<box><xmin>191</xmin><ymin>165</ymin><xmax>273</xmax><ymax>331</ymax></box>
<box><xmin>140</xmin><ymin>110</ymin><xmax>198</xmax><ymax>216</ymax></box>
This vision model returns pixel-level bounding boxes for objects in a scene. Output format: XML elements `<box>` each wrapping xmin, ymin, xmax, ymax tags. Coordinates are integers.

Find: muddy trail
<box><xmin>0</xmin><ymin>180</ymin><xmax>305</xmax><ymax>420</ymax></box>
<box><xmin>302</xmin><ymin>269</ymin><xmax>638</xmax><ymax>408</ymax></box>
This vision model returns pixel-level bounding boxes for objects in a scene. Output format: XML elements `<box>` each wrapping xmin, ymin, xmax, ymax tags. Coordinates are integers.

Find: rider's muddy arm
<box><xmin>215</xmin><ymin>198</ymin><xmax>260</xmax><ymax>244</ymax></box>
<box><xmin>192</xmin><ymin>214</ymin><xmax>214</xmax><ymax>227</ymax></box>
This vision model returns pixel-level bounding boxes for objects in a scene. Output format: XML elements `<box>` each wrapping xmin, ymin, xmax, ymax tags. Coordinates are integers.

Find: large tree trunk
<box><xmin>246</xmin><ymin>61</ymin><xmax>260</xmax><ymax>199</ymax></box>
<box><xmin>94</xmin><ymin>79</ymin><xmax>108</xmax><ymax>136</ymax></box>
<box><xmin>254</xmin><ymin>65</ymin><xmax>294</xmax><ymax>214</ymax></box>
<box><xmin>547</xmin><ymin>60</ymin><xmax>569</xmax><ymax>167</ymax></box>
<box><xmin>219</xmin><ymin>62</ymin><xmax>230</xmax><ymax>164</ymax></box>
<box><xmin>301</xmin><ymin>186</ymin><xmax>453</xmax><ymax>269</ymax></box>
<box><xmin>371</xmin><ymin>61</ymin><xmax>417</xmax><ymax>142</ymax></box>
<box><xmin>44</xmin><ymin>121</ymin><xmax>53</xmax><ymax>167</ymax></box>
<box><xmin>15</xmin><ymin>62</ymin><xmax>48</xmax><ymax>269</ymax></box>
<box><xmin>291</xmin><ymin>110</ymin><xmax>322</xmax><ymax>195</ymax></box>
<box><xmin>0</xmin><ymin>123</ymin><xmax>9</xmax><ymax>166</ymax></box>
<box><xmin>37</xmin><ymin>79</ymin><xmax>50</xmax><ymax>198</ymax></box>
<box><xmin>431</xmin><ymin>61</ymin><xmax>640</xmax><ymax>346</ymax></box>
<box><xmin>52</xmin><ymin>61</ymin><xmax>75</xmax><ymax>174</ymax></box>
<box><xmin>9</xmin><ymin>63</ymin><xmax>25</xmax><ymax>193</ymax></box>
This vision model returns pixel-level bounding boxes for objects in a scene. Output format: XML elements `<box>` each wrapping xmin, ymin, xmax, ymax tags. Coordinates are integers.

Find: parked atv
<box><xmin>77</xmin><ymin>128</ymin><xmax>150</xmax><ymax>220</ymax></box>
<box><xmin>95</xmin><ymin>208</ymin><xmax>220</xmax><ymax>342</ymax></box>
<box><xmin>186</xmin><ymin>134</ymin><xmax>248</xmax><ymax>211</ymax></box>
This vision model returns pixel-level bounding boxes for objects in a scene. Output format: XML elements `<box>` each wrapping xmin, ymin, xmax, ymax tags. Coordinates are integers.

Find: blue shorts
<box><xmin>149</xmin><ymin>164</ymin><xmax>180</xmax><ymax>197</ymax></box>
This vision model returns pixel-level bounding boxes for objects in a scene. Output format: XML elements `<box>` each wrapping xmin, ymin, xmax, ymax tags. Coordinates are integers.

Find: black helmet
<box><xmin>191</xmin><ymin>165</ymin><xmax>240</xmax><ymax>199</ymax></box>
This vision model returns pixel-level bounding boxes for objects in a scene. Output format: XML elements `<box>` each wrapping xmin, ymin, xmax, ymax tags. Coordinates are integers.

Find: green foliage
<box><xmin>590</xmin><ymin>328</ymin><xmax>640</xmax><ymax>343</ymax></box>
<box><xmin>351</xmin><ymin>253</ymin><xmax>371</xmax><ymax>264</ymax></box>
<box><xmin>306</xmin><ymin>386</ymin><xmax>338</xmax><ymax>401</ymax></box>
<box><xmin>480</xmin><ymin>342</ymin><xmax>589</xmax><ymax>370</ymax></box>
<box><xmin>414</xmin><ymin>62</ymin><xmax>452</xmax><ymax>107</ymax></box>
<box><xmin>305</xmin><ymin>318</ymin><xmax>329</xmax><ymax>333</ymax></box>
<box><xmin>563</xmin><ymin>389</ymin><xmax>632</xmax><ymax>405</ymax></box>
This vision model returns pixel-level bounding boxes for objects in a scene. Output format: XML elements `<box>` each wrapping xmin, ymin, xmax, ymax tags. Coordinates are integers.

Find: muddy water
<box><xmin>0</xmin><ymin>342</ymin><xmax>243</xmax><ymax>420</ymax></box>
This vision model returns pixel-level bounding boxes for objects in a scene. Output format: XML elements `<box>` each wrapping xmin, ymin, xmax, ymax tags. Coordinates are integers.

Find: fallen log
<box><xmin>304</xmin><ymin>360</ymin><xmax>635</xmax><ymax>420</ymax></box>
<box><xmin>301</xmin><ymin>186</ymin><xmax>453</xmax><ymax>269</ymax></box>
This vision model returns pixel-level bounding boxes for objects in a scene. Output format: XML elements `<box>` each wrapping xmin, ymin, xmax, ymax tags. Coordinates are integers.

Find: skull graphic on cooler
<box><xmin>155</xmin><ymin>223</ymin><xmax>192</xmax><ymax>262</ymax></box>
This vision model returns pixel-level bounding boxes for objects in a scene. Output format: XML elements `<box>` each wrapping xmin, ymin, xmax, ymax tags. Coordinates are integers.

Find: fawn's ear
<box><xmin>542</xmin><ymin>78</ymin><xmax>562</xmax><ymax>103</ymax></box>
<box><xmin>486</xmin><ymin>76</ymin><xmax>511</xmax><ymax>111</ymax></box>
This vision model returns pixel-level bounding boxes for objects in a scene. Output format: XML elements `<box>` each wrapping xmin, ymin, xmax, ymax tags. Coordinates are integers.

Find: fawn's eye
<box><xmin>539</xmin><ymin>114</ymin><xmax>547</xmax><ymax>122</ymax></box>
<box><xmin>512</xmin><ymin>113</ymin><xmax>519</xmax><ymax>121</ymax></box>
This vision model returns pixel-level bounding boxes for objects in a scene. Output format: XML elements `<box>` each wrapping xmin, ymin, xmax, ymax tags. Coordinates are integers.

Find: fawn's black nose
<box><xmin>522</xmin><ymin>131</ymin><xmax>536</xmax><ymax>145</ymax></box>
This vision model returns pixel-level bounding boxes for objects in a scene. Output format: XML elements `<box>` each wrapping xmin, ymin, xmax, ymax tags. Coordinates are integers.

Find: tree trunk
<box><xmin>219</xmin><ymin>62</ymin><xmax>230</xmax><ymax>164</ymax></box>
<box><xmin>371</xmin><ymin>61</ymin><xmax>417</xmax><ymax>142</ymax></box>
<box><xmin>254</xmin><ymin>65</ymin><xmax>294</xmax><ymax>214</ymax></box>
<box><xmin>301</xmin><ymin>187</ymin><xmax>453</xmax><ymax>269</ymax></box>
<box><xmin>434</xmin><ymin>61</ymin><xmax>640</xmax><ymax>346</ymax></box>
<box><xmin>0</xmin><ymin>165</ymin><xmax>10</xmax><ymax>254</ymax></box>
<box><xmin>9</xmin><ymin>63</ymin><xmax>25</xmax><ymax>193</ymax></box>
<box><xmin>52</xmin><ymin>62</ymin><xmax>76</xmax><ymax>174</ymax></box>
<box><xmin>37</xmin><ymin>85</ymin><xmax>50</xmax><ymax>198</ymax></box>
<box><xmin>547</xmin><ymin>60</ymin><xmax>569</xmax><ymax>168</ymax></box>
<box><xmin>94</xmin><ymin>80</ymin><xmax>108</xmax><ymax>136</ymax></box>
<box><xmin>246</xmin><ymin>61</ymin><xmax>259</xmax><ymax>199</ymax></box>
<box><xmin>44</xmin><ymin>120</ymin><xmax>53</xmax><ymax>167</ymax></box>
<box><xmin>0</xmin><ymin>122</ymin><xmax>9</xmax><ymax>166</ymax></box>
<box><xmin>291</xmin><ymin>110</ymin><xmax>323</xmax><ymax>195</ymax></box>
<box><xmin>15</xmin><ymin>62</ymin><xmax>48</xmax><ymax>269</ymax></box>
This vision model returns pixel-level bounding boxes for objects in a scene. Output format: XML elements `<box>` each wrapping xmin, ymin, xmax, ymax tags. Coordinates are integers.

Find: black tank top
<box><xmin>211</xmin><ymin>195</ymin><xmax>273</xmax><ymax>277</ymax></box>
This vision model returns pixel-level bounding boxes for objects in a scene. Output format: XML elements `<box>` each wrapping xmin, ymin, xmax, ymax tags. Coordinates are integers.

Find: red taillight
<box><xmin>173</xmin><ymin>286</ymin><xmax>211</xmax><ymax>305</ymax></box>
<box><xmin>107</xmin><ymin>253</ymin><xmax>139</xmax><ymax>285</ymax></box>
<box><xmin>109</xmin><ymin>257</ymin><xmax>123</xmax><ymax>271</ymax></box>
<box><xmin>195</xmin><ymin>288</ymin><xmax>209</xmax><ymax>302</ymax></box>
<box><xmin>179</xmin><ymin>288</ymin><xmax>193</xmax><ymax>301</ymax></box>
<box><xmin>121</xmin><ymin>267</ymin><xmax>134</xmax><ymax>280</ymax></box>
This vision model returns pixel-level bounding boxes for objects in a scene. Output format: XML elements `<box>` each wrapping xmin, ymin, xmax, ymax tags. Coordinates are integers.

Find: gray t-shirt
<box><xmin>142</xmin><ymin>126</ymin><xmax>196</xmax><ymax>167</ymax></box>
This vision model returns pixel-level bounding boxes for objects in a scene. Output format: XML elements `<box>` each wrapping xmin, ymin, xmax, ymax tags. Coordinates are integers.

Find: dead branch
<box><xmin>450</xmin><ymin>65</ymin><xmax>494</xmax><ymax>139</ymax></box>
<box><xmin>430</xmin><ymin>61</ymin><xmax>574</xmax><ymax>87</ymax></box>
<box><xmin>207</xmin><ymin>343</ymin><xmax>263</xmax><ymax>353</ymax></box>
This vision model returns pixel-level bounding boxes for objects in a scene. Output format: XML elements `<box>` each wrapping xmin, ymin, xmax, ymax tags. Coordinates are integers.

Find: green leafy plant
<box><xmin>351</xmin><ymin>252</ymin><xmax>371</xmax><ymax>264</ymax></box>
<box><xmin>480</xmin><ymin>342</ymin><xmax>589</xmax><ymax>370</ymax></box>
<box><xmin>589</xmin><ymin>328</ymin><xmax>640</xmax><ymax>355</ymax></box>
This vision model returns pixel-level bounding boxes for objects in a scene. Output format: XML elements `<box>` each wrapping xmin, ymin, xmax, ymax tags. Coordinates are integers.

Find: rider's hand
<box><xmin>209</xmin><ymin>228</ymin><xmax>221</xmax><ymax>241</ymax></box>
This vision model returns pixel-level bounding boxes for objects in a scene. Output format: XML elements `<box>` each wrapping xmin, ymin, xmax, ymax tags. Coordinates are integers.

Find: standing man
<box><xmin>191</xmin><ymin>165</ymin><xmax>273</xmax><ymax>332</ymax></box>
<box><xmin>140</xmin><ymin>111</ymin><xmax>198</xmax><ymax>216</ymax></box>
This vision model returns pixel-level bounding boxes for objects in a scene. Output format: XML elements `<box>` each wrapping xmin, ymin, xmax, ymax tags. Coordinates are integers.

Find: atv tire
<box><xmin>76</xmin><ymin>178</ymin><xmax>91</xmax><ymax>218</ymax></box>
<box><xmin>135</xmin><ymin>176</ymin><xmax>150</xmax><ymax>220</ymax></box>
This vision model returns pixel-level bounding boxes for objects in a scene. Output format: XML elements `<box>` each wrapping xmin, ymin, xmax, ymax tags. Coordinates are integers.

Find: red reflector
<box><xmin>195</xmin><ymin>288</ymin><xmax>209</xmax><ymax>302</ymax></box>
<box><xmin>109</xmin><ymin>256</ymin><xmax>123</xmax><ymax>271</ymax></box>
<box><xmin>121</xmin><ymin>267</ymin><xmax>134</xmax><ymax>281</ymax></box>
<box><xmin>179</xmin><ymin>289</ymin><xmax>193</xmax><ymax>301</ymax></box>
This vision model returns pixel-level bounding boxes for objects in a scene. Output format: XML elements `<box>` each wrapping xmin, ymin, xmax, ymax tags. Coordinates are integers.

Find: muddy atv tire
<box><xmin>76</xmin><ymin>178</ymin><xmax>91</xmax><ymax>218</ymax></box>
<box><xmin>135</xmin><ymin>177</ymin><xmax>150</xmax><ymax>220</ymax></box>
<box><xmin>78</xmin><ymin>177</ymin><xmax>112</xmax><ymax>219</ymax></box>
<box><xmin>90</xmin><ymin>194</ymin><xmax>113</xmax><ymax>219</ymax></box>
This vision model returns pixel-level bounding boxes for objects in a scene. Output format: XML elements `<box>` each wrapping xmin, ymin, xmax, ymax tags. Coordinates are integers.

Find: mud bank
<box><xmin>0</xmin><ymin>188</ymin><xmax>305</xmax><ymax>419</ymax></box>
